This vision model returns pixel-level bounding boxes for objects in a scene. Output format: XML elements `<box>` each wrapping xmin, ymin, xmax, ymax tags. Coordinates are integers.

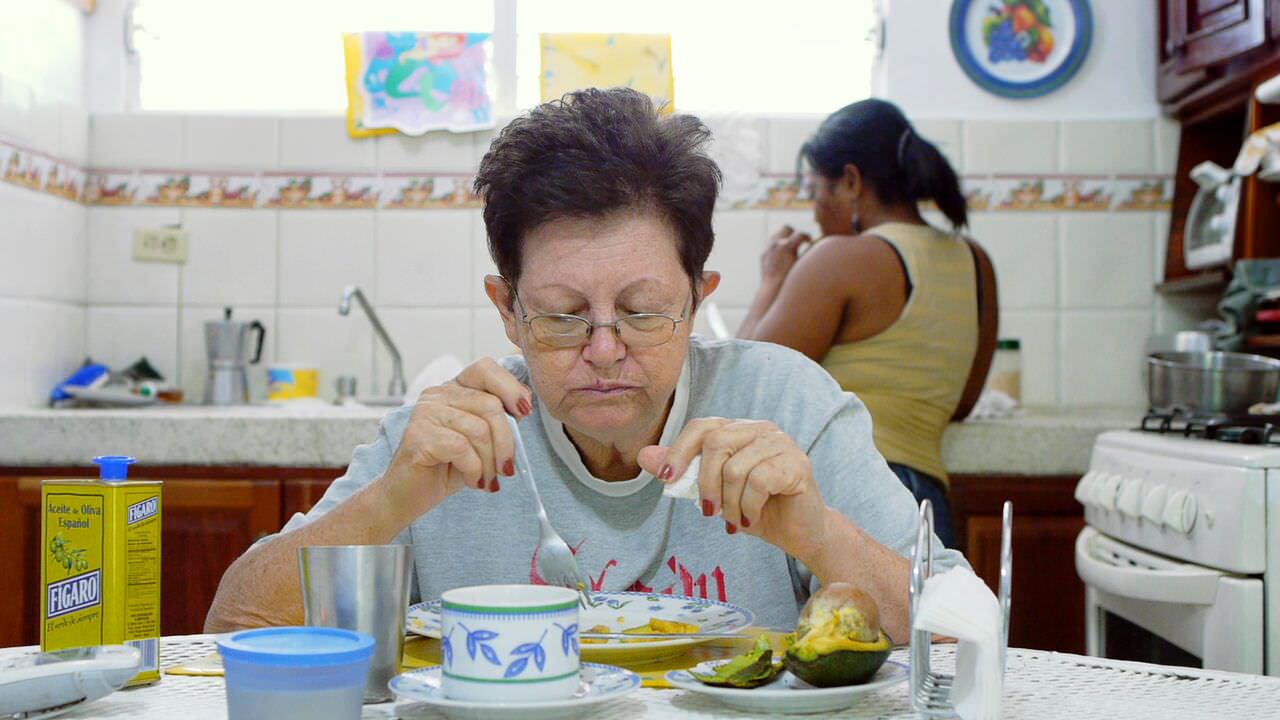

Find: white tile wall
<box><xmin>278</xmin><ymin>117</ymin><xmax>375</xmax><ymax>171</ymax></box>
<box><xmin>56</xmin><ymin>114</ymin><xmax>1186</xmax><ymax>414</ymax></box>
<box><xmin>376</xmin><ymin>211</ymin><xmax>473</xmax><ymax>307</ymax></box>
<box><xmin>0</xmin><ymin>63</ymin><xmax>88</xmax><ymax>407</ymax></box>
<box><xmin>473</xmin><ymin>307</ymin><xmax>521</xmax><ymax>361</ymax></box>
<box><xmin>766</xmin><ymin>116</ymin><xmax>824</xmax><ymax>173</ymax></box>
<box><xmin>1060</xmin><ymin>214</ymin><xmax>1155</xmax><ymax>309</ymax></box>
<box><xmin>1060</xmin><ymin>120</ymin><xmax>1154</xmax><ymax>174</ymax></box>
<box><xmin>964</xmin><ymin>121</ymin><xmax>1058</xmax><ymax>174</ymax></box>
<box><xmin>377</xmin><ymin>132</ymin><xmax>476</xmax><ymax>173</ymax></box>
<box><xmin>276</xmin><ymin>308</ymin><xmax>374</xmax><ymax>402</ymax></box>
<box><xmin>0</xmin><ymin>75</ymin><xmax>35</xmax><ymax>146</ymax></box>
<box><xmin>706</xmin><ymin>211</ymin><xmax>767</xmax><ymax>307</ymax></box>
<box><xmin>1154</xmin><ymin>117</ymin><xmax>1181</xmax><ymax>176</ymax></box>
<box><xmin>912</xmin><ymin>119</ymin><xmax>963</xmax><ymax>172</ymax></box>
<box><xmin>86</xmin><ymin>305</ymin><xmax>180</xmax><ymax>381</ymax></box>
<box><xmin>471</xmin><ymin>210</ymin><xmax>498</xmax><ymax>305</ymax></box>
<box><xmin>1059</xmin><ymin>310</ymin><xmax>1153</xmax><ymax>407</ymax></box>
<box><xmin>278</xmin><ymin>210</ymin><xmax>376</xmax><ymax>306</ymax></box>
<box><xmin>1154</xmin><ymin>292</ymin><xmax>1219</xmax><ymax>334</ymax></box>
<box><xmin>180</xmin><ymin>208</ymin><xmax>277</xmax><ymax>307</ymax></box>
<box><xmin>183</xmin><ymin>117</ymin><xmax>278</xmax><ymax>171</ymax></box>
<box><xmin>967</xmin><ymin>213</ymin><xmax>1058</xmax><ymax>309</ymax></box>
<box><xmin>87</xmin><ymin>207</ymin><xmax>181</xmax><ymax>305</ymax></box>
<box><xmin>29</xmin><ymin>90</ymin><xmax>61</xmax><ymax>161</ymax></box>
<box><xmin>372</xmin><ymin>308</ymin><xmax>473</xmax><ymax>394</ymax></box>
<box><xmin>58</xmin><ymin>102</ymin><xmax>88</xmax><ymax>165</ymax></box>
<box><xmin>51</xmin><ymin>199</ymin><xmax>86</xmax><ymax>304</ymax></box>
<box><xmin>998</xmin><ymin>310</ymin><xmax>1059</xmax><ymax>406</ymax></box>
<box><xmin>90</xmin><ymin>115</ymin><xmax>183</xmax><ymax>169</ymax></box>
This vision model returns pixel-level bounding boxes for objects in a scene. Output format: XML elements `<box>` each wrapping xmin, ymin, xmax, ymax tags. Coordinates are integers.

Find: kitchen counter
<box><xmin>0</xmin><ymin>404</ymin><xmax>1135</xmax><ymax>475</ymax></box>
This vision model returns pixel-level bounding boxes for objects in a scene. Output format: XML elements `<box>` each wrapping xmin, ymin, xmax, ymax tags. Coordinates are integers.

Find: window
<box><xmin>515</xmin><ymin>0</ymin><xmax>876</xmax><ymax>113</ymax></box>
<box><xmin>134</xmin><ymin>0</ymin><xmax>875</xmax><ymax>114</ymax></box>
<box><xmin>133</xmin><ymin>0</ymin><xmax>493</xmax><ymax>112</ymax></box>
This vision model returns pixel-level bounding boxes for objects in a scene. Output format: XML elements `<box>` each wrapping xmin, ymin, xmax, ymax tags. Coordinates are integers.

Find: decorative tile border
<box><xmin>1</xmin><ymin>140</ymin><xmax>84</xmax><ymax>203</ymax></box>
<box><xmin>1</xmin><ymin>137</ymin><xmax>1173</xmax><ymax>213</ymax></box>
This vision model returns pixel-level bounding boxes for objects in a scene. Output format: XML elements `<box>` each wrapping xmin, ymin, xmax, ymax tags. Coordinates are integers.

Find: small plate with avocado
<box><xmin>666</xmin><ymin>582</ymin><xmax>908</xmax><ymax>713</ymax></box>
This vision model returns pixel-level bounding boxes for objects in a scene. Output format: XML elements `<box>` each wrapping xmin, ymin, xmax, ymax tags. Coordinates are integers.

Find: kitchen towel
<box><xmin>912</xmin><ymin>566</ymin><xmax>1004</xmax><ymax>720</ymax></box>
<box><xmin>344</xmin><ymin>32</ymin><xmax>495</xmax><ymax>138</ymax></box>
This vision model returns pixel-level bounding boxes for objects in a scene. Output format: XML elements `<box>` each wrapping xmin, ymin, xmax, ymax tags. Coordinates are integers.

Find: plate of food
<box><xmin>665</xmin><ymin>583</ymin><xmax>906</xmax><ymax>714</ymax></box>
<box><xmin>407</xmin><ymin>590</ymin><xmax>754</xmax><ymax>665</ymax></box>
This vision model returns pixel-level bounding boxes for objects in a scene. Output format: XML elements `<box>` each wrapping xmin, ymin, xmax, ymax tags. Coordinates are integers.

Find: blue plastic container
<box><xmin>216</xmin><ymin>627</ymin><xmax>375</xmax><ymax>720</ymax></box>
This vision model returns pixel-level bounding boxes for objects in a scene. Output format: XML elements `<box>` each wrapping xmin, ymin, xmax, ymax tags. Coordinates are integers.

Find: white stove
<box><xmin>1075</xmin><ymin>428</ymin><xmax>1279</xmax><ymax>675</ymax></box>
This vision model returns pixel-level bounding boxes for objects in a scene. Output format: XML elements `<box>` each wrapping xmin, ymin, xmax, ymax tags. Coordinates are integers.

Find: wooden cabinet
<box><xmin>0</xmin><ymin>467</ymin><xmax>343</xmax><ymax>647</ymax></box>
<box><xmin>950</xmin><ymin>475</ymin><xmax>1085</xmax><ymax>655</ymax></box>
<box><xmin>1157</xmin><ymin>0</ymin><xmax>1280</xmax><ymax>120</ymax></box>
<box><xmin>1175</xmin><ymin>0</ymin><xmax>1267</xmax><ymax>73</ymax></box>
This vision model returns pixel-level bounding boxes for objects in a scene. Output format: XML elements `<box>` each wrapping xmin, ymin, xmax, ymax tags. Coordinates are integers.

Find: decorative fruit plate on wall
<box><xmin>949</xmin><ymin>0</ymin><xmax>1093</xmax><ymax>99</ymax></box>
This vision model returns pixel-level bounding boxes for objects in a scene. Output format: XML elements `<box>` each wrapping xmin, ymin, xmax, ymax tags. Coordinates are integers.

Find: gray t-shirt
<box><xmin>267</xmin><ymin>336</ymin><xmax>965</xmax><ymax>629</ymax></box>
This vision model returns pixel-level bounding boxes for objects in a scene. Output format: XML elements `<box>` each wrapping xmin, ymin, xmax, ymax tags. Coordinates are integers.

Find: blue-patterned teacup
<box><xmin>439</xmin><ymin>584</ymin><xmax>580</xmax><ymax>701</ymax></box>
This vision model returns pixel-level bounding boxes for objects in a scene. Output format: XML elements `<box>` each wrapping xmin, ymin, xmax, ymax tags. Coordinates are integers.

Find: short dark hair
<box><xmin>802</xmin><ymin>99</ymin><xmax>968</xmax><ymax>230</ymax></box>
<box><xmin>474</xmin><ymin>88</ymin><xmax>722</xmax><ymax>294</ymax></box>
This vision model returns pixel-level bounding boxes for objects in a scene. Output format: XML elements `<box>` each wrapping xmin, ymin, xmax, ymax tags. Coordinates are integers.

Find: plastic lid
<box><xmin>92</xmin><ymin>456</ymin><xmax>136</xmax><ymax>482</ymax></box>
<box><xmin>996</xmin><ymin>339</ymin><xmax>1021</xmax><ymax>350</ymax></box>
<box><xmin>216</xmin><ymin>627</ymin><xmax>375</xmax><ymax>668</ymax></box>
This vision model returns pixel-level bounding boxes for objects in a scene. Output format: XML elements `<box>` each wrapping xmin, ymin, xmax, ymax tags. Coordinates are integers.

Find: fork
<box><xmin>505</xmin><ymin>414</ymin><xmax>587</xmax><ymax>596</ymax></box>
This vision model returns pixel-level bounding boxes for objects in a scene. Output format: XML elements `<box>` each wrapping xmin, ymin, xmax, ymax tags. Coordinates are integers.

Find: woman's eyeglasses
<box><xmin>509</xmin><ymin>287</ymin><xmax>689</xmax><ymax>349</ymax></box>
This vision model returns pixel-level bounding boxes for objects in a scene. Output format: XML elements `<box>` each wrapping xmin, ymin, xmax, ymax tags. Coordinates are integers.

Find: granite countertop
<box><xmin>0</xmin><ymin>404</ymin><xmax>1137</xmax><ymax>475</ymax></box>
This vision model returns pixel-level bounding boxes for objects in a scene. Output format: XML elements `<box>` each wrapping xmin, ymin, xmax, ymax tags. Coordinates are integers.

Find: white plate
<box><xmin>63</xmin><ymin>387</ymin><xmax>158</xmax><ymax>406</ymax></box>
<box><xmin>408</xmin><ymin>591</ymin><xmax>754</xmax><ymax>665</ymax></box>
<box><xmin>665</xmin><ymin>658</ymin><xmax>909</xmax><ymax>714</ymax></box>
<box><xmin>388</xmin><ymin>662</ymin><xmax>639</xmax><ymax>720</ymax></box>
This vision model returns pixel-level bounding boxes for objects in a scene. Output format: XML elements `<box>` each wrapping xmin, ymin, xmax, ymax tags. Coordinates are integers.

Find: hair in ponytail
<box><xmin>799</xmin><ymin>99</ymin><xmax>968</xmax><ymax>230</ymax></box>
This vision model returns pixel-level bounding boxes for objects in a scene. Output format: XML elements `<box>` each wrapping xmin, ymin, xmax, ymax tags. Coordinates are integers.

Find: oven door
<box><xmin>1075</xmin><ymin>527</ymin><xmax>1264</xmax><ymax>674</ymax></box>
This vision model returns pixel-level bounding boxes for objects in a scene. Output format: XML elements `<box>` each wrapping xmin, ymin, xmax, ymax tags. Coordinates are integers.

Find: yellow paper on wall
<box><xmin>540</xmin><ymin>34</ymin><xmax>673</xmax><ymax>113</ymax></box>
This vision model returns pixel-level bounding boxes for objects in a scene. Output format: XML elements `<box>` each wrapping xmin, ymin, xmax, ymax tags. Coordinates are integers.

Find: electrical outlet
<box><xmin>132</xmin><ymin>227</ymin><xmax>189</xmax><ymax>264</ymax></box>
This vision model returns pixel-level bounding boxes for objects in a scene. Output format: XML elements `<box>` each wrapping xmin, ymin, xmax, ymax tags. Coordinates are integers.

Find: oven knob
<box><xmin>1117</xmin><ymin>478</ymin><xmax>1144</xmax><ymax>519</ymax></box>
<box><xmin>1141</xmin><ymin>484</ymin><xmax>1167</xmax><ymax>527</ymax></box>
<box><xmin>1096</xmin><ymin>474</ymin><xmax>1121</xmax><ymax>512</ymax></box>
<box><xmin>1163</xmin><ymin>490</ymin><xmax>1198</xmax><ymax>535</ymax></box>
<box><xmin>1074</xmin><ymin>471</ymin><xmax>1097</xmax><ymax>506</ymax></box>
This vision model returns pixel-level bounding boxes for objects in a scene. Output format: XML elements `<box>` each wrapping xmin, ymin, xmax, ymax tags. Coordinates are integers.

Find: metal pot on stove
<box><xmin>1147</xmin><ymin>351</ymin><xmax>1280</xmax><ymax>416</ymax></box>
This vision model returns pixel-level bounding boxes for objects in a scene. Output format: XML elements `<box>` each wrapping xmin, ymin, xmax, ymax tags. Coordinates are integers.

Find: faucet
<box><xmin>339</xmin><ymin>285</ymin><xmax>407</xmax><ymax>399</ymax></box>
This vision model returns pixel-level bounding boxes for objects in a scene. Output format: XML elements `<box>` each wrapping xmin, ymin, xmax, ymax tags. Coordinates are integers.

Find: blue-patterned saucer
<box><xmin>389</xmin><ymin>662</ymin><xmax>639</xmax><ymax>720</ymax></box>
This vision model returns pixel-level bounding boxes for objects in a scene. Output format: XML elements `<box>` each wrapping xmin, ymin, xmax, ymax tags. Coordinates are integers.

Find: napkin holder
<box><xmin>908</xmin><ymin>499</ymin><xmax>1012</xmax><ymax>717</ymax></box>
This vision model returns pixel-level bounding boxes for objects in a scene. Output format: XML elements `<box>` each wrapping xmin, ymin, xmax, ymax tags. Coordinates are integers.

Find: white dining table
<box><xmin>4</xmin><ymin>635</ymin><xmax>1280</xmax><ymax>719</ymax></box>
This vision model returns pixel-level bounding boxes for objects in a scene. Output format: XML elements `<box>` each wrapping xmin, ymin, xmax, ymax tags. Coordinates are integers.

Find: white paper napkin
<box><xmin>912</xmin><ymin>566</ymin><xmax>1004</xmax><ymax>720</ymax></box>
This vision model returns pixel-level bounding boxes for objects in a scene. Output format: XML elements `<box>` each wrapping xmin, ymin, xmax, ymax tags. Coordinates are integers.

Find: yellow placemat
<box><xmin>168</xmin><ymin>630</ymin><xmax>789</xmax><ymax>689</ymax></box>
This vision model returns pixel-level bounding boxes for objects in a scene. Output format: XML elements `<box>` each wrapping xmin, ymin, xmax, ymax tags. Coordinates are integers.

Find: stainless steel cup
<box><xmin>298</xmin><ymin>544</ymin><xmax>413</xmax><ymax>703</ymax></box>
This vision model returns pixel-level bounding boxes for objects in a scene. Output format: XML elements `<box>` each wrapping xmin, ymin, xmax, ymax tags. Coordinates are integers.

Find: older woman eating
<box><xmin>204</xmin><ymin>88</ymin><xmax>964</xmax><ymax>641</ymax></box>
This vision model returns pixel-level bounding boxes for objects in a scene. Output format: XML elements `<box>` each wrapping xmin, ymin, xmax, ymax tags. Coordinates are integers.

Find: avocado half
<box><xmin>783</xmin><ymin>582</ymin><xmax>893</xmax><ymax>687</ymax></box>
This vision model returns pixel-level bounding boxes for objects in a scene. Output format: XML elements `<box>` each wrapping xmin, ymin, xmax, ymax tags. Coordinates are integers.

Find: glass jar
<box><xmin>987</xmin><ymin>339</ymin><xmax>1021</xmax><ymax>404</ymax></box>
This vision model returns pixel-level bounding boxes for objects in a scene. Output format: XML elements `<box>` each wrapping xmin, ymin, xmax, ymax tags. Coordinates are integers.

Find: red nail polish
<box><xmin>478</xmin><ymin>478</ymin><xmax>487</xmax><ymax>490</ymax></box>
<box><xmin>741</xmin><ymin>516</ymin><xmax>751</xmax><ymax>528</ymax></box>
<box><xmin>725</xmin><ymin>522</ymin><xmax>737</xmax><ymax>535</ymax></box>
<box><xmin>658</xmin><ymin>464</ymin><xmax>672</xmax><ymax>481</ymax></box>
<box><xmin>489</xmin><ymin>477</ymin><xmax>500</xmax><ymax>492</ymax></box>
<box><xmin>701</xmin><ymin>499</ymin><xmax>713</xmax><ymax>517</ymax></box>
<box><xmin>518</xmin><ymin>398</ymin><xmax>532</xmax><ymax>416</ymax></box>
<box><xmin>503</xmin><ymin>459</ymin><xmax>514</xmax><ymax>477</ymax></box>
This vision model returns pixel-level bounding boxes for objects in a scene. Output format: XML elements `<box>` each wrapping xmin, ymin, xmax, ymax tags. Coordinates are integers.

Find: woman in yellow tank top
<box><xmin>739</xmin><ymin>99</ymin><xmax>983</xmax><ymax>548</ymax></box>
